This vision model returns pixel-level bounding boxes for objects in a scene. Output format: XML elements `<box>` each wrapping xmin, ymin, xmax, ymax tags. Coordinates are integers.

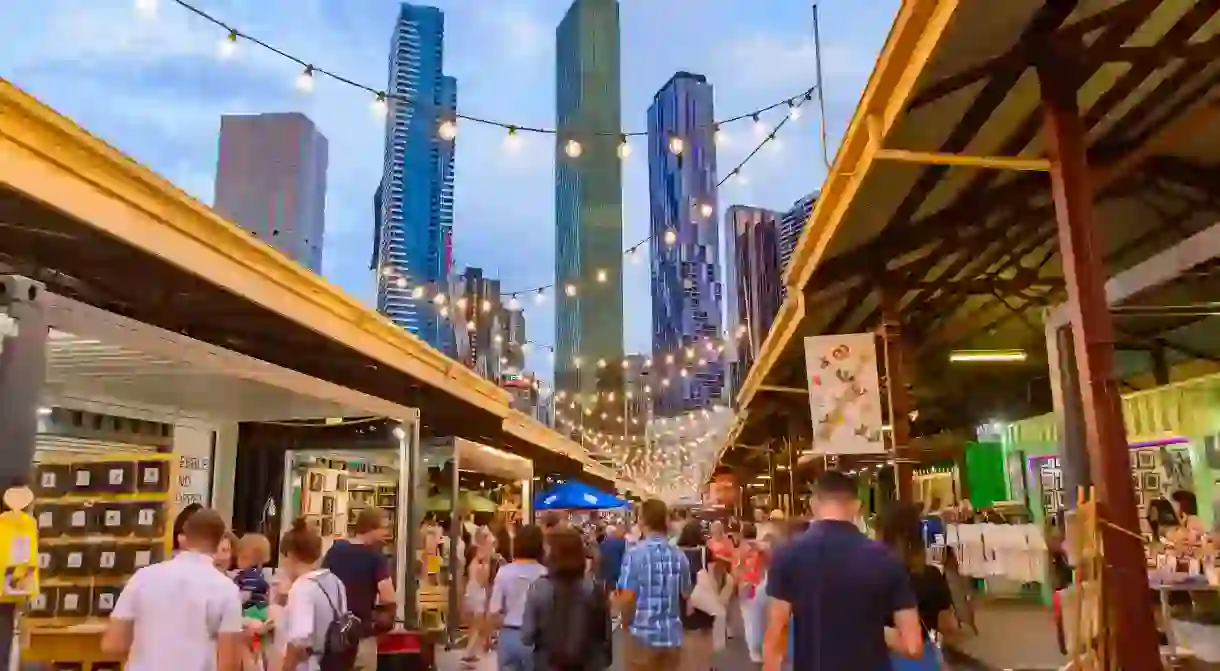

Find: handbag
<box><xmin>889</xmin><ymin>636</ymin><xmax>945</xmax><ymax>671</ymax></box>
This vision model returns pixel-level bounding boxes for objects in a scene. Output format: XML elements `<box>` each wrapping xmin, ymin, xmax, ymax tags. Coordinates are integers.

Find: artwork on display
<box><xmin>1158</xmin><ymin>445</ymin><xmax>1193</xmax><ymax>494</ymax></box>
<box><xmin>1006</xmin><ymin>451</ymin><xmax>1026</xmax><ymax>501</ymax></box>
<box><xmin>1143</xmin><ymin>471</ymin><xmax>1162</xmax><ymax>493</ymax></box>
<box><xmin>803</xmin><ymin>333</ymin><xmax>885</xmax><ymax>455</ymax></box>
<box><xmin>1136</xmin><ymin>450</ymin><xmax>1156</xmax><ymax>470</ymax></box>
<box><xmin>708</xmin><ymin>470</ymin><xmax>739</xmax><ymax>506</ymax></box>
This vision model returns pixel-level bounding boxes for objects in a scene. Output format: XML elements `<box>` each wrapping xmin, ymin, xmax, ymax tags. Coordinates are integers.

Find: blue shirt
<box><xmin>233</xmin><ymin>566</ymin><xmax>269</xmax><ymax>609</ymax></box>
<box><xmin>768</xmin><ymin>520</ymin><xmax>916</xmax><ymax>671</ymax></box>
<box><xmin>599</xmin><ymin>536</ymin><xmax>627</xmax><ymax>586</ymax></box>
<box><xmin>617</xmin><ymin>534</ymin><xmax>691</xmax><ymax>648</ymax></box>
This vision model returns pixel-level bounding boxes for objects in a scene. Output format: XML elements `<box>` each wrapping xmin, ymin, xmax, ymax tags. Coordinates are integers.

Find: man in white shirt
<box><xmin>102</xmin><ymin>508</ymin><xmax>244</xmax><ymax>671</ymax></box>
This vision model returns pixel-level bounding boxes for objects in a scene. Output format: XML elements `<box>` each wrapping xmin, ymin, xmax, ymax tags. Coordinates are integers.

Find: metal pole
<box><xmin>446</xmin><ymin>444</ymin><xmax>460</xmax><ymax>647</ymax></box>
<box><xmin>398</xmin><ymin>417</ymin><xmax>421</xmax><ymax>630</ymax></box>
<box><xmin>0</xmin><ymin>276</ymin><xmax>49</xmax><ymax>664</ymax></box>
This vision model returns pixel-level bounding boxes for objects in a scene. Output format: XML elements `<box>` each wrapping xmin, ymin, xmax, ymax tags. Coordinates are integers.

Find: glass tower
<box><xmin>374</xmin><ymin>3</ymin><xmax>457</xmax><ymax>353</ymax></box>
<box><xmin>647</xmin><ymin>71</ymin><xmax>723</xmax><ymax>416</ymax></box>
<box><xmin>554</xmin><ymin>0</ymin><xmax>624</xmax><ymax>399</ymax></box>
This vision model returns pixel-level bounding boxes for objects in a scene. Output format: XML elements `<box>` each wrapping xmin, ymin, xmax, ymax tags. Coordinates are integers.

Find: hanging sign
<box><xmin>804</xmin><ymin>333</ymin><xmax>885</xmax><ymax>455</ymax></box>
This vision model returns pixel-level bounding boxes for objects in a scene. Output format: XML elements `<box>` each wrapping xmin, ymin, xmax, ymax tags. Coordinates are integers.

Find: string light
<box><xmin>714</xmin><ymin>125</ymin><xmax>726</xmax><ymax>145</ymax></box>
<box><xmin>564</xmin><ymin>139</ymin><xmax>583</xmax><ymax>158</ymax></box>
<box><xmin>371</xmin><ymin>92</ymin><xmax>388</xmax><ymax>118</ymax></box>
<box><xmin>135</xmin><ymin>0</ymin><xmax>158</xmax><ymax>18</ymax></box>
<box><xmin>505</xmin><ymin>126</ymin><xmax>522</xmax><ymax>151</ymax></box>
<box><xmin>788</xmin><ymin>99</ymin><xmax>802</xmax><ymax>120</ymax></box>
<box><xmin>668</xmin><ymin>135</ymin><xmax>684</xmax><ymax>156</ymax></box>
<box><xmin>564</xmin><ymin>283</ymin><xmax>577</xmax><ymax>297</ymax></box>
<box><xmin>699</xmin><ymin>203</ymin><xmax>714</xmax><ymax>218</ymax></box>
<box><xmin>156</xmin><ymin>2</ymin><xmax>814</xmax><ymax>140</ymax></box>
<box><xmin>752</xmin><ymin>113</ymin><xmax>767</xmax><ymax>135</ymax></box>
<box><xmin>617</xmin><ymin>136</ymin><xmax>632</xmax><ymax>159</ymax></box>
<box><xmin>664</xmin><ymin>230</ymin><xmax>678</xmax><ymax>245</ymax></box>
<box><xmin>217</xmin><ymin>30</ymin><xmax>238</xmax><ymax>59</ymax></box>
<box><xmin>438</xmin><ymin>119</ymin><xmax>457</xmax><ymax>141</ymax></box>
<box><xmin>295</xmin><ymin>66</ymin><xmax>315</xmax><ymax>93</ymax></box>
<box><xmin>596</xmin><ymin>269</ymin><xmax>608</xmax><ymax>283</ymax></box>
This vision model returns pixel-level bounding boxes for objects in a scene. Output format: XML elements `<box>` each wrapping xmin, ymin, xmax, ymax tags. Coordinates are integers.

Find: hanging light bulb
<box><xmin>699</xmin><ymin>203</ymin><xmax>714</xmax><ymax>218</ymax></box>
<box><xmin>218</xmin><ymin>30</ymin><xmax>239</xmax><ymax>59</ymax></box>
<box><xmin>371</xmin><ymin>92</ymin><xmax>389</xmax><ymax>118</ymax></box>
<box><xmin>734</xmin><ymin>170</ymin><xmax>749</xmax><ymax>186</ymax></box>
<box><xmin>455</xmin><ymin>296</ymin><xmax>468</xmax><ymax>310</ymax></box>
<box><xmin>617</xmin><ymin>135</ymin><xmax>631</xmax><ymax>159</ymax></box>
<box><xmin>439</xmin><ymin>306</ymin><xmax>449</xmax><ymax>318</ymax></box>
<box><xmin>564</xmin><ymin>139</ymin><xmax>583</xmax><ymax>158</ymax></box>
<box><xmin>564</xmin><ymin>284</ymin><xmax>577</xmax><ymax>297</ymax></box>
<box><xmin>432</xmin><ymin>293</ymin><xmax>447</xmax><ymax>306</ymax></box>
<box><xmin>769</xmin><ymin>134</ymin><xmax>782</xmax><ymax>152</ymax></box>
<box><xmin>481</xmin><ymin>299</ymin><xmax>492</xmax><ymax>313</ymax></box>
<box><xmin>493</xmin><ymin>334</ymin><xmax>504</xmax><ymax>345</ymax></box>
<box><xmin>596</xmin><ymin>268</ymin><xmax>608</xmax><ymax>283</ymax></box>
<box><xmin>714</xmin><ymin>124</ymin><xmax>726</xmax><ymax>145</ymax></box>
<box><xmin>438</xmin><ymin>119</ymin><xmax>457</xmax><ymax>141</ymax></box>
<box><xmin>752</xmin><ymin>113</ymin><xmax>767</xmax><ymax>135</ymax></box>
<box><xmin>573</xmin><ymin>356</ymin><xmax>583</xmax><ymax>368</ymax></box>
<box><xmin>664</xmin><ymin>229</ymin><xmax>677</xmax><ymax>245</ymax></box>
<box><xmin>535</xmin><ymin>288</ymin><xmax>546</xmax><ymax>304</ymax></box>
<box><xmin>668</xmin><ymin>135</ymin><xmax>684</xmax><ymax>156</ymax></box>
<box><xmin>597</xmin><ymin>359</ymin><xmax>607</xmax><ymax>369</ymax></box>
<box><xmin>465</xmin><ymin>320</ymin><xmax>476</xmax><ymax>330</ymax></box>
<box><xmin>134</xmin><ymin>0</ymin><xmax>158</xmax><ymax>18</ymax></box>
<box><xmin>507</xmin><ymin>294</ymin><xmax>520</xmax><ymax>310</ymax></box>
<box><xmin>505</xmin><ymin>126</ymin><xmax>522</xmax><ymax>151</ymax></box>
<box><xmin>788</xmin><ymin>100</ymin><xmax>802</xmax><ymax>120</ymax></box>
<box><xmin>295</xmin><ymin>66</ymin><xmax>316</xmax><ymax>93</ymax></box>
<box><xmin>411</xmin><ymin>286</ymin><xmax>425</xmax><ymax>299</ymax></box>
<box><xmin>395</xmin><ymin>277</ymin><xmax>408</xmax><ymax>289</ymax></box>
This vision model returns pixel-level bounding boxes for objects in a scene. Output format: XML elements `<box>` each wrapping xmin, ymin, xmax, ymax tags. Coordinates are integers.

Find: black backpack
<box><xmin>311</xmin><ymin>573</ymin><xmax>363</xmax><ymax>671</ymax></box>
<box><xmin>543</xmin><ymin>578</ymin><xmax>607</xmax><ymax>670</ymax></box>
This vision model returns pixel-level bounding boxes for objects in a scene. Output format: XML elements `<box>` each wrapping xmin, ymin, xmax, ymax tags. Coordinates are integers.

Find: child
<box><xmin>234</xmin><ymin>533</ymin><xmax>272</xmax><ymax>608</ymax></box>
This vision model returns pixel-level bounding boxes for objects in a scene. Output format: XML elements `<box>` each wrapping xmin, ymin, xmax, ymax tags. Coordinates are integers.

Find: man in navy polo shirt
<box><xmin>763</xmin><ymin>471</ymin><xmax>924</xmax><ymax>670</ymax></box>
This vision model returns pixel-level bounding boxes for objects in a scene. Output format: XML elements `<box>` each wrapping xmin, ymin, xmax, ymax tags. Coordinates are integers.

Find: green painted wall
<box><xmin>964</xmin><ymin>441</ymin><xmax>1007</xmax><ymax>509</ymax></box>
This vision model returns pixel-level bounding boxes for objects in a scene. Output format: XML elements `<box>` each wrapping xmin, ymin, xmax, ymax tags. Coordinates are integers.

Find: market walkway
<box><xmin>944</xmin><ymin>599</ymin><xmax>1066</xmax><ymax>671</ymax></box>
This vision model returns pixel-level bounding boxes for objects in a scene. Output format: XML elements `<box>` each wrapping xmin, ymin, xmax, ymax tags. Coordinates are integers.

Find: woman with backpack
<box><xmin>278</xmin><ymin>518</ymin><xmax>361</xmax><ymax>671</ymax></box>
<box><xmin>521</xmin><ymin>527</ymin><xmax>612</xmax><ymax>671</ymax></box>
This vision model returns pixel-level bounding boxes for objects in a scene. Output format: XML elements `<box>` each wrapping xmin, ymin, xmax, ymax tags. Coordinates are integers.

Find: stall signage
<box><xmin>803</xmin><ymin>333</ymin><xmax>886</xmax><ymax>455</ymax></box>
<box><xmin>174</xmin><ymin>425</ymin><xmax>213</xmax><ymax>507</ymax></box>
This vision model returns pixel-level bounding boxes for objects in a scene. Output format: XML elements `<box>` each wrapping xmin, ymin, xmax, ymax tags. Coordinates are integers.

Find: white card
<box><xmin>67</xmin><ymin>552</ymin><xmax>82</xmax><ymax>568</ymax></box>
<box><xmin>30</xmin><ymin>594</ymin><xmax>46</xmax><ymax>610</ymax></box>
<box><xmin>40</xmin><ymin>472</ymin><xmax>55</xmax><ymax>487</ymax></box>
<box><xmin>63</xmin><ymin>593</ymin><xmax>78</xmax><ymax>610</ymax></box>
<box><xmin>143</xmin><ymin>467</ymin><xmax>159</xmax><ymax>484</ymax></box>
<box><xmin>70</xmin><ymin>510</ymin><xmax>85</xmax><ymax>527</ymax></box>
<box><xmin>100</xmin><ymin>551</ymin><xmax>115</xmax><ymax>569</ymax></box>
<box><xmin>135</xmin><ymin>550</ymin><xmax>151</xmax><ymax>567</ymax></box>
<box><xmin>105</xmin><ymin>510</ymin><xmax>121</xmax><ymax>527</ymax></box>
<box><xmin>75</xmin><ymin>470</ymin><xmax>90</xmax><ymax>486</ymax></box>
<box><xmin>98</xmin><ymin>593</ymin><xmax>114</xmax><ymax>609</ymax></box>
<box><xmin>37</xmin><ymin>553</ymin><xmax>50</xmax><ymax>569</ymax></box>
<box><xmin>37</xmin><ymin>512</ymin><xmax>52</xmax><ymax>528</ymax></box>
<box><xmin>109</xmin><ymin>468</ymin><xmax>124</xmax><ymax>485</ymax></box>
<box><xmin>138</xmin><ymin>509</ymin><xmax>155</xmax><ymax>526</ymax></box>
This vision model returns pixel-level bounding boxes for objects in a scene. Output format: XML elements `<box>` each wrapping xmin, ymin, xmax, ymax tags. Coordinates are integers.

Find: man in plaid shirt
<box><xmin>615</xmin><ymin>499</ymin><xmax>692</xmax><ymax>670</ymax></box>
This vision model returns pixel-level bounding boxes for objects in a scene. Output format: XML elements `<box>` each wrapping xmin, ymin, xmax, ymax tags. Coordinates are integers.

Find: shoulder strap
<box><xmin>309</xmin><ymin>573</ymin><xmax>342</xmax><ymax>618</ymax></box>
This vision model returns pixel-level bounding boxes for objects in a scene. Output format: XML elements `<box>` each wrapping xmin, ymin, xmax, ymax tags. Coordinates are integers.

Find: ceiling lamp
<box><xmin>948</xmin><ymin>349</ymin><xmax>1028</xmax><ymax>363</ymax></box>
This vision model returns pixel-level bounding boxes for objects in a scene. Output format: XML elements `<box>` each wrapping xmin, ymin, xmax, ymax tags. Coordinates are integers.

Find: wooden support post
<box><xmin>880</xmin><ymin>287</ymin><xmax>914</xmax><ymax>504</ymax></box>
<box><xmin>1039</xmin><ymin>55</ymin><xmax>1162</xmax><ymax>669</ymax></box>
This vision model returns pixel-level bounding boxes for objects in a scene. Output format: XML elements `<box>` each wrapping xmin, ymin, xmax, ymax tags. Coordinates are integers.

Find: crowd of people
<box><xmin>89</xmin><ymin>468</ymin><xmax>971</xmax><ymax>671</ymax></box>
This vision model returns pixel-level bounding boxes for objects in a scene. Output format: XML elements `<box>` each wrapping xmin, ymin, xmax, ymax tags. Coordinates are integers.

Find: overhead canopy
<box><xmin>723</xmin><ymin>0</ymin><xmax>1220</xmax><ymax>474</ymax></box>
<box><xmin>534</xmin><ymin>481</ymin><xmax>628</xmax><ymax>511</ymax></box>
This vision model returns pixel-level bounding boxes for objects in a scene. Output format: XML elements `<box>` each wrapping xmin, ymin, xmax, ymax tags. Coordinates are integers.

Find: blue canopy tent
<box><xmin>534</xmin><ymin>480</ymin><xmax>628</xmax><ymax>511</ymax></box>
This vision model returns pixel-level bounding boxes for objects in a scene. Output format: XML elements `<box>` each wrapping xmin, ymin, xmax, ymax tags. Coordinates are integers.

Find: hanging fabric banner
<box><xmin>804</xmin><ymin>333</ymin><xmax>886</xmax><ymax>455</ymax></box>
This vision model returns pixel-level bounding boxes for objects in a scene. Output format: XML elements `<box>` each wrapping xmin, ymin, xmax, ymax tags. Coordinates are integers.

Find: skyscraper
<box><xmin>723</xmin><ymin>205</ymin><xmax>782</xmax><ymax>403</ymax></box>
<box><xmin>373</xmin><ymin>3</ymin><xmax>457</xmax><ymax>351</ymax></box>
<box><xmin>214</xmin><ymin>113</ymin><xmax>328</xmax><ymax>273</ymax></box>
<box><xmin>647</xmin><ymin>71</ymin><xmax>723</xmax><ymax>416</ymax></box>
<box><xmin>778</xmin><ymin>192</ymin><xmax>817</xmax><ymax>293</ymax></box>
<box><xmin>554</xmin><ymin>0</ymin><xmax>624</xmax><ymax>399</ymax></box>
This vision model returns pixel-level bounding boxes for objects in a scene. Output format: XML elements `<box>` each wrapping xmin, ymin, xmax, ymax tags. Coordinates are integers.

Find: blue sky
<box><xmin>2</xmin><ymin>0</ymin><xmax>898</xmax><ymax>382</ymax></box>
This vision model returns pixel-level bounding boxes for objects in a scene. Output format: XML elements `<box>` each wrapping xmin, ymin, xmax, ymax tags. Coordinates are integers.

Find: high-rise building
<box><xmin>373</xmin><ymin>3</ymin><xmax>457</xmax><ymax>351</ymax></box>
<box><xmin>778</xmin><ymin>192</ymin><xmax>817</xmax><ymax>294</ymax></box>
<box><xmin>448</xmin><ymin>267</ymin><xmax>504</xmax><ymax>381</ymax></box>
<box><xmin>647</xmin><ymin>71</ymin><xmax>723</xmax><ymax>416</ymax></box>
<box><xmin>554</xmin><ymin>0</ymin><xmax>624</xmax><ymax>400</ymax></box>
<box><xmin>723</xmin><ymin>205</ymin><xmax>782</xmax><ymax>402</ymax></box>
<box><xmin>214</xmin><ymin>113</ymin><xmax>328</xmax><ymax>273</ymax></box>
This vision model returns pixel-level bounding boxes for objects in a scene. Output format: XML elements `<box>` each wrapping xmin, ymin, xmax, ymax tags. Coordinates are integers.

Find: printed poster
<box><xmin>804</xmin><ymin>333</ymin><xmax>885</xmax><ymax>455</ymax></box>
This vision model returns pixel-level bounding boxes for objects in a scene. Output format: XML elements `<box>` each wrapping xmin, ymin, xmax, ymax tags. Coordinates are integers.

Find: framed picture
<box><xmin>1053</xmin><ymin>473</ymin><xmax>1063</xmax><ymax>491</ymax></box>
<box><xmin>1054</xmin><ymin>490</ymin><xmax>1065</xmax><ymax>510</ymax></box>
<box><xmin>1137</xmin><ymin>450</ymin><xmax>1156</xmax><ymax>469</ymax></box>
<box><xmin>1041</xmin><ymin>472</ymin><xmax>1057</xmax><ymax>490</ymax></box>
<box><xmin>320</xmin><ymin>518</ymin><xmax>334</xmax><ymax>536</ymax></box>
<box><xmin>1042</xmin><ymin>491</ymin><xmax>1054</xmax><ymax>511</ymax></box>
<box><xmin>321</xmin><ymin>496</ymin><xmax>335</xmax><ymax>515</ymax></box>
<box><xmin>1143</xmin><ymin>471</ymin><xmax>1162</xmax><ymax>492</ymax></box>
<box><xmin>336</xmin><ymin>474</ymin><xmax>348</xmax><ymax>492</ymax></box>
<box><xmin>1135</xmin><ymin>491</ymin><xmax>1145</xmax><ymax>508</ymax></box>
<box><xmin>307</xmin><ymin>472</ymin><xmax>324</xmax><ymax>492</ymax></box>
<box><xmin>1132</xmin><ymin>471</ymin><xmax>1142</xmax><ymax>490</ymax></box>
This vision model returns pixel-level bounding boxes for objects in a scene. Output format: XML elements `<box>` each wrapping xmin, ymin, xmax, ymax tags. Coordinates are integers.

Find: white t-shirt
<box><xmin>110</xmin><ymin>551</ymin><xmax>243</xmax><ymax>671</ymax></box>
<box><xmin>282</xmin><ymin>569</ymin><xmax>348</xmax><ymax>671</ymax></box>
